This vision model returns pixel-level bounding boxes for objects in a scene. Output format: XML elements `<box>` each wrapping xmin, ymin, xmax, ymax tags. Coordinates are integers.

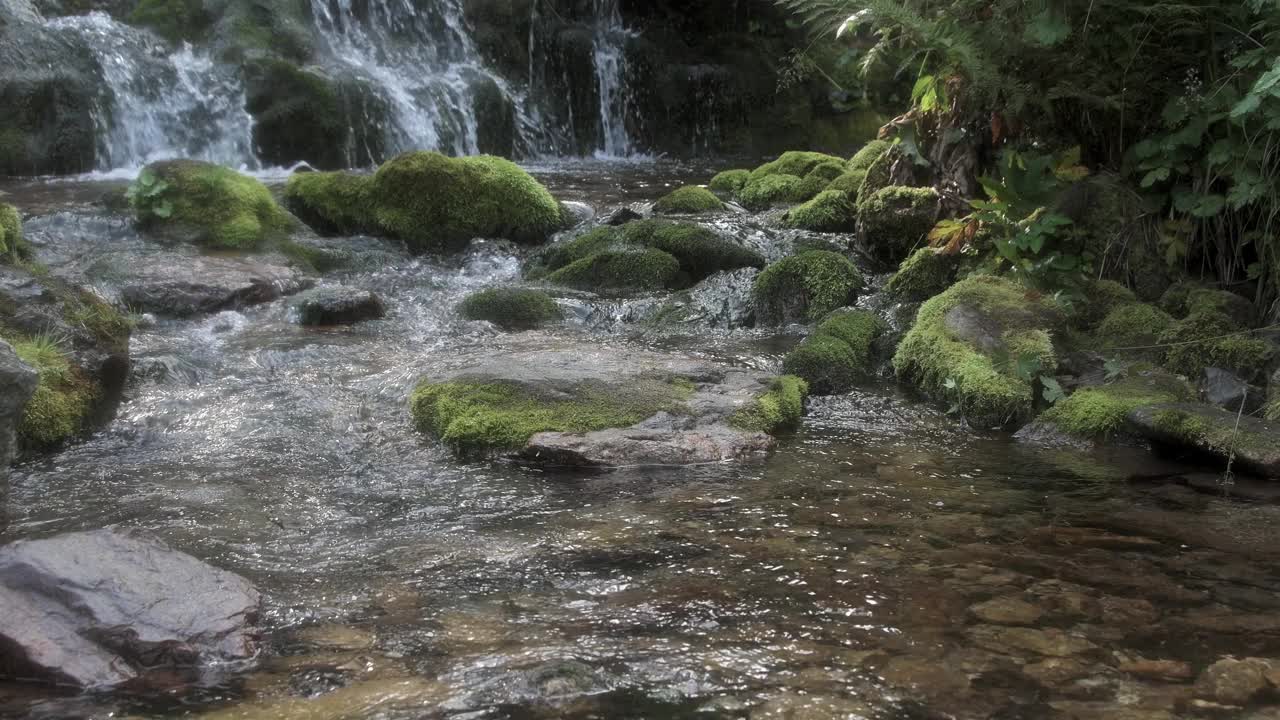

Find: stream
<box><xmin>2</xmin><ymin>161</ymin><xmax>1280</xmax><ymax>720</ymax></box>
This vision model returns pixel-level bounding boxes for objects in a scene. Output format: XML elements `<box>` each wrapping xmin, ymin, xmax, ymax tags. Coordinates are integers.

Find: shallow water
<box><xmin>3</xmin><ymin>162</ymin><xmax>1280</xmax><ymax>719</ymax></box>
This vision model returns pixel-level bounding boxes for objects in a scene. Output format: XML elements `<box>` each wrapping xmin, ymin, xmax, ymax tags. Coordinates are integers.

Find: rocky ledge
<box><xmin>410</xmin><ymin>337</ymin><xmax>807</xmax><ymax>468</ymax></box>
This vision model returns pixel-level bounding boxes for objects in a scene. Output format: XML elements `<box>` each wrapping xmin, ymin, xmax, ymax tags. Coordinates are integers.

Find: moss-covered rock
<box><xmin>1071</xmin><ymin>279</ymin><xmax>1136</xmax><ymax>330</ymax></box>
<box><xmin>1094</xmin><ymin>302</ymin><xmax>1175</xmax><ymax>353</ymax></box>
<box><xmin>1038</xmin><ymin>371</ymin><xmax>1194</xmax><ymax>439</ymax></box>
<box><xmin>533</xmin><ymin>220</ymin><xmax>763</xmax><ymax>293</ymax></box>
<box><xmin>856</xmin><ymin>144</ymin><xmax>905</xmax><ymax>209</ymax></box>
<box><xmin>1128</xmin><ymin>403</ymin><xmax>1280</xmax><ymax>478</ymax></box>
<box><xmin>753</xmin><ymin>250</ymin><xmax>864</xmax><ymax>325</ymax></box>
<box><xmin>243</xmin><ymin>59</ymin><xmax>378</xmax><ymax>170</ymax></box>
<box><xmin>737</xmin><ymin>174</ymin><xmax>804</xmax><ymax>211</ymax></box>
<box><xmin>9</xmin><ymin>337</ymin><xmax>97</xmax><ymax>451</ymax></box>
<box><xmin>884</xmin><ymin>247</ymin><xmax>956</xmax><ymax>301</ymax></box>
<box><xmin>128</xmin><ymin>0</ymin><xmax>210</xmax><ymax>44</ymax></box>
<box><xmin>283</xmin><ymin>171</ymin><xmax>376</xmax><ymax>236</ymax></box>
<box><xmin>653</xmin><ymin>185</ymin><xmax>724</xmax><ymax>214</ymax></box>
<box><xmin>457</xmin><ymin>287</ymin><xmax>562</xmax><ymax>331</ymax></box>
<box><xmin>1159</xmin><ymin>311</ymin><xmax>1272</xmax><ymax>382</ymax></box>
<box><xmin>848</xmin><ymin>140</ymin><xmax>891</xmax><ymax>173</ymax></box>
<box><xmin>134</xmin><ymin>160</ymin><xmax>293</xmax><ymax>250</ymax></box>
<box><xmin>709</xmin><ymin>169</ymin><xmax>750</xmax><ymax>196</ymax></box>
<box><xmin>0</xmin><ymin>203</ymin><xmax>27</xmax><ymax>262</ymax></box>
<box><xmin>826</xmin><ymin>168</ymin><xmax>869</xmax><ymax>202</ymax></box>
<box><xmin>858</xmin><ymin>186</ymin><xmax>940</xmax><ymax>264</ymax></box>
<box><xmin>783</xmin><ymin>309</ymin><xmax>884</xmax><ymax>394</ymax></box>
<box><xmin>892</xmin><ymin>275</ymin><xmax>1063</xmax><ymax>429</ymax></box>
<box><xmin>785</xmin><ymin>190</ymin><xmax>857</xmax><ymax>233</ymax></box>
<box><xmin>794</xmin><ymin>160</ymin><xmax>847</xmax><ymax>201</ymax></box>
<box><xmin>730</xmin><ymin>375</ymin><xmax>808</xmax><ymax>433</ymax></box>
<box><xmin>1159</xmin><ymin>283</ymin><xmax>1256</xmax><ymax>328</ymax></box>
<box><xmin>748</xmin><ymin>151</ymin><xmax>847</xmax><ymax>183</ymax></box>
<box><xmin>410</xmin><ymin>375</ymin><xmax>692</xmax><ymax>457</ymax></box>
<box><xmin>371</xmin><ymin>151</ymin><xmax>562</xmax><ymax>252</ymax></box>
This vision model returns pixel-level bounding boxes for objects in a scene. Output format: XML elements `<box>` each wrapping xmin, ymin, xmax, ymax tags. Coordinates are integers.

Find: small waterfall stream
<box><xmin>44</xmin><ymin>0</ymin><xmax>640</xmax><ymax>171</ymax></box>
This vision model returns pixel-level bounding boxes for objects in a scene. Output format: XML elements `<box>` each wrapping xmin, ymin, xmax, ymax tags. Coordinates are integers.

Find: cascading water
<box><xmin>590</xmin><ymin>0</ymin><xmax>634</xmax><ymax>158</ymax></box>
<box><xmin>48</xmin><ymin>12</ymin><xmax>257</xmax><ymax>172</ymax></box>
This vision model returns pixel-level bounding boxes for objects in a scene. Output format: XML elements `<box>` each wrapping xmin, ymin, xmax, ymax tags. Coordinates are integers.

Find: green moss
<box><xmin>794</xmin><ymin>160</ymin><xmax>848</xmax><ymax>201</ymax></box>
<box><xmin>546</xmin><ymin>248</ymin><xmax>681</xmax><ymax>292</ymax></box>
<box><xmin>892</xmin><ymin>275</ymin><xmax>1061</xmax><ymax>428</ymax></box>
<box><xmin>826</xmin><ymin>169</ymin><xmax>869</xmax><ymax>202</ymax></box>
<box><xmin>748</xmin><ymin>151</ymin><xmax>847</xmax><ymax>183</ymax></box>
<box><xmin>129</xmin><ymin>0</ymin><xmax>209</xmax><ymax>43</ymax></box>
<box><xmin>753</xmin><ymin>250</ymin><xmax>865</xmax><ymax>325</ymax></box>
<box><xmin>783</xmin><ymin>310</ymin><xmax>884</xmax><ymax>394</ymax></box>
<box><xmin>737</xmin><ymin>174</ymin><xmax>804</xmax><ymax>211</ymax></box>
<box><xmin>9</xmin><ymin>336</ymin><xmax>97</xmax><ymax>450</ymax></box>
<box><xmin>884</xmin><ymin>247</ymin><xmax>955</xmax><ymax>301</ymax></box>
<box><xmin>785</xmin><ymin>190</ymin><xmax>858</xmax><ymax>233</ymax></box>
<box><xmin>1149</xmin><ymin>407</ymin><xmax>1238</xmax><ymax>455</ymax></box>
<box><xmin>731</xmin><ymin>375</ymin><xmax>809</xmax><ymax>433</ymax></box>
<box><xmin>457</xmin><ymin>288</ymin><xmax>562</xmax><ymax>330</ymax></box>
<box><xmin>0</xmin><ymin>203</ymin><xmax>27</xmax><ymax>262</ymax></box>
<box><xmin>1094</xmin><ymin>302</ymin><xmax>1175</xmax><ymax>352</ymax></box>
<box><xmin>652</xmin><ymin>186</ymin><xmax>723</xmax><ymax>214</ymax></box>
<box><xmin>858</xmin><ymin>186</ymin><xmax>940</xmax><ymax>262</ymax></box>
<box><xmin>620</xmin><ymin>220</ymin><xmax>764</xmax><ymax>278</ymax></box>
<box><xmin>410</xmin><ymin>376</ymin><xmax>692</xmax><ymax>456</ymax></box>
<box><xmin>283</xmin><ymin>171</ymin><xmax>375</xmax><ymax>236</ymax></box>
<box><xmin>848</xmin><ymin>140</ymin><xmax>892</xmax><ymax>173</ymax></box>
<box><xmin>857</xmin><ymin>145</ymin><xmax>902</xmax><ymax>210</ymax></box>
<box><xmin>138</xmin><ymin>160</ymin><xmax>293</xmax><ymax>250</ymax></box>
<box><xmin>371</xmin><ymin>151</ymin><xmax>562</xmax><ymax>252</ymax></box>
<box><xmin>1040</xmin><ymin>373</ymin><xmax>1194</xmax><ymax>438</ymax></box>
<box><xmin>1160</xmin><ymin>311</ymin><xmax>1273</xmax><ymax>380</ymax></box>
<box><xmin>1071</xmin><ymin>279</ymin><xmax>1136</xmax><ymax>329</ymax></box>
<box><xmin>709</xmin><ymin>169</ymin><xmax>750</xmax><ymax>196</ymax></box>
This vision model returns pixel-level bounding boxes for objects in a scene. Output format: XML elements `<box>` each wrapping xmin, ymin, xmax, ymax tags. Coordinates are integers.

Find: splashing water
<box><xmin>591</xmin><ymin>0</ymin><xmax>634</xmax><ymax>158</ymax></box>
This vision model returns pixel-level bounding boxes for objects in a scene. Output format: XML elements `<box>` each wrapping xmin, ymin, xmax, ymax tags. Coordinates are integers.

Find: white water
<box><xmin>591</xmin><ymin>0</ymin><xmax>634</xmax><ymax>158</ymax></box>
<box><xmin>49</xmin><ymin>12</ymin><xmax>257</xmax><ymax>172</ymax></box>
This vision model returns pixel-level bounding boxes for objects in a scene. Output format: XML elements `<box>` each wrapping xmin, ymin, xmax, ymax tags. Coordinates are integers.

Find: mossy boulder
<box><xmin>9</xmin><ymin>337</ymin><xmax>98</xmax><ymax>450</ymax></box>
<box><xmin>753</xmin><ymin>250</ymin><xmax>864</xmax><ymax>325</ymax></box>
<box><xmin>794</xmin><ymin>161</ymin><xmax>847</xmax><ymax>201</ymax></box>
<box><xmin>737</xmin><ymin>174</ymin><xmax>804</xmax><ymax>211</ymax></box>
<box><xmin>292</xmin><ymin>287</ymin><xmax>385</xmax><ymax>326</ymax></box>
<box><xmin>730</xmin><ymin>375</ymin><xmax>808</xmax><ymax>433</ymax></box>
<box><xmin>129</xmin><ymin>0</ymin><xmax>210</xmax><ymax>44</ymax></box>
<box><xmin>709</xmin><ymin>169</ymin><xmax>750</xmax><ymax>196</ymax></box>
<box><xmin>1159</xmin><ymin>311</ymin><xmax>1272</xmax><ymax>382</ymax></box>
<box><xmin>0</xmin><ymin>203</ymin><xmax>28</xmax><ymax>262</ymax></box>
<box><xmin>893</xmin><ymin>275</ymin><xmax>1064</xmax><ymax>429</ymax></box>
<box><xmin>1037</xmin><ymin>371</ymin><xmax>1194</xmax><ymax>440</ymax></box>
<box><xmin>653</xmin><ymin>186</ymin><xmax>724</xmax><ymax>214</ymax></box>
<box><xmin>884</xmin><ymin>247</ymin><xmax>956</xmax><ymax>301</ymax></box>
<box><xmin>858</xmin><ymin>186</ymin><xmax>940</xmax><ymax>264</ymax></box>
<box><xmin>532</xmin><ymin>220</ymin><xmax>764</xmax><ymax>294</ymax></box>
<box><xmin>826</xmin><ymin>169</ymin><xmax>869</xmax><ymax>202</ymax></box>
<box><xmin>282</xmin><ymin>171</ymin><xmax>376</xmax><ymax>236</ymax></box>
<box><xmin>1159</xmin><ymin>283</ymin><xmax>1256</xmax><ymax>329</ymax></box>
<box><xmin>848</xmin><ymin>140</ymin><xmax>891</xmax><ymax>173</ymax></box>
<box><xmin>783</xmin><ymin>309</ymin><xmax>885</xmax><ymax>394</ymax></box>
<box><xmin>785</xmin><ymin>190</ymin><xmax>857</xmax><ymax>233</ymax></box>
<box><xmin>1071</xmin><ymin>279</ymin><xmax>1136</xmax><ymax>330</ymax></box>
<box><xmin>133</xmin><ymin>160</ymin><xmax>293</xmax><ymax>250</ymax></box>
<box><xmin>1094</xmin><ymin>302</ymin><xmax>1175</xmax><ymax>354</ymax></box>
<box><xmin>748</xmin><ymin>151</ymin><xmax>847</xmax><ymax>183</ymax></box>
<box><xmin>457</xmin><ymin>288</ymin><xmax>562</xmax><ymax>331</ymax></box>
<box><xmin>1128</xmin><ymin>403</ymin><xmax>1280</xmax><ymax>478</ymax></box>
<box><xmin>371</xmin><ymin>151</ymin><xmax>562</xmax><ymax>251</ymax></box>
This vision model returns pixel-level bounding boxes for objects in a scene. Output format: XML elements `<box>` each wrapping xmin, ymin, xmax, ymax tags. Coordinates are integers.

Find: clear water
<box><xmin>3</xmin><ymin>163</ymin><xmax>1280</xmax><ymax>719</ymax></box>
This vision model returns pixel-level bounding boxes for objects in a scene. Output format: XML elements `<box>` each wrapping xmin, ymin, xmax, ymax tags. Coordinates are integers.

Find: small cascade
<box><xmin>590</xmin><ymin>0</ymin><xmax>634</xmax><ymax>158</ymax></box>
<box><xmin>48</xmin><ymin>12</ymin><xmax>256</xmax><ymax>171</ymax></box>
<box><xmin>308</xmin><ymin>0</ymin><xmax>531</xmax><ymax>157</ymax></box>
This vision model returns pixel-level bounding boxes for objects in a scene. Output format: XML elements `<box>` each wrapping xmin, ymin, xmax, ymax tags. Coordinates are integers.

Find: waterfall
<box><xmin>48</xmin><ymin>12</ymin><xmax>257</xmax><ymax>172</ymax></box>
<box><xmin>591</xmin><ymin>0</ymin><xmax>633</xmax><ymax>158</ymax></box>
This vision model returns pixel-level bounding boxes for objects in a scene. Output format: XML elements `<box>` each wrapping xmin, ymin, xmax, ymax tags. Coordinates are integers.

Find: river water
<box><xmin>2</xmin><ymin>161</ymin><xmax>1280</xmax><ymax>719</ymax></box>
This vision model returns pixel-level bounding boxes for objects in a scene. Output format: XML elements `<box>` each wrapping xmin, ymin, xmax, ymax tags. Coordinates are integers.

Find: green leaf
<box><xmin>1103</xmin><ymin>359</ymin><xmax>1126</xmax><ymax>382</ymax></box>
<box><xmin>1141</xmin><ymin>167</ymin><xmax>1170</xmax><ymax>188</ymax></box>
<box><xmin>1040</xmin><ymin>376</ymin><xmax>1065</xmax><ymax>404</ymax></box>
<box><xmin>1161</xmin><ymin>98</ymin><xmax>1188</xmax><ymax>127</ymax></box>
<box><xmin>943</xmin><ymin>377</ymin><xmax>957</xmax><ymax>390</ymax></box>
<box><xmin>1231</xmin><ymin>93</ymin><xmax>1262</xmax><ymax>119</ymax></box>
<box><xmin>152</xmin><ymin>201</ymin><xmax>173</xmax><ymax>219</ymax></box>
<box><xmin>1015</xmin><ymin>352</ymin><xmax>1042</xmax><ymax>382</ymax></box>
<box><xmin>1190</xmin><ymin>194</ymin><xmax>1225</xmax><ymax>218</ymax></box>
<box><xmin>1024</xmin><ymin>7</ymin><xmax>1070</xmax><ymax>47</ymax></box>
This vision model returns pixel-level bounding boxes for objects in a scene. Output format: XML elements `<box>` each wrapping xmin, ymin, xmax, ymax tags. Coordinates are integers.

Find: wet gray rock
<box><xmin>968</xmin><ymin>597</ymin><xmax>1043</xmax><ymax>625</ymax></box>
<box><xmin>1204</xmin><ymin>367</ymin><xmax>1264</xmax><ymax>415</ymax></box>
<box><xmin>1195</xmin><ymin>657</ymin><xmax>1274</xmax><ymax>705</ymax></box>
<box><xmin>0</xmin><ymin>0</ymin><xmax>41</xmax><ymax>23</ymax></box>
<box><xmin>1014</xmin><ymin>419</ymin><xmax>1095</xmax><ymax>450</ymax></box>
<box><xmin>293</xmin><ymin>287</ymin><xmax>386</xmax><ymax>326</ymax></box>
<box><xmin>0</xmin><ymin>340</ymin><xmax>37</xmax><ymax>470</ymax></box>
<box><xmin>120</xmin><ymin>254</ymin><xmax>313</xmax><ymax>317</ymax></box>
<box><xmin>1127</xmin><ymin>403</ymin><xmax>1280</xmax><ymax>478</ymax></box>
<box><xmin>560</xmin><ymin>201</ymin><xmax>595</xmax><ymax>229</ymax></box>
<box><xmin>523</xmin><ymin>424</ymin><xmax>774</xmax><ymax>467</ymax></box>
<box><xmin>602</xmin><ymin>206</ymin><xmax>642</xmax><ymax>226</ymax></box>
<box><xmin>0</xmin><ymin>529</ymin><xmax>260</xmax><ymax>689</ymax></box>
<box><xmin>646</xmin><ymin>268</ymin><xmax>758</xmax><ymax>330</ymax></box>
<box><xmin>967</xmin><ymin>625</ymin><xmax>1097</xmax><ymax>658</ymax></box>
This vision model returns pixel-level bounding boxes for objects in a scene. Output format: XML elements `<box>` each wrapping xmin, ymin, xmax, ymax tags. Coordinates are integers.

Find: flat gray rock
<box><xmin>120</xmin><ymin>254</ymin><xmax>312</xmax><ymax>317</ymax></box>
<box><xmin>293</xmin><ymin>287</ymin><xmax>386</xmax><ymax>326</ymax></box>
<box><xmin>0</xmin><ymin>529</ymin><xmax>260</xmax><ymax>689</ymax></box>
<box><xmin>1127</xmin><ymin>402</ymin><xmax>1280</xmax><ymax>478</ymax></box>
<box><xmin>523</xmin><ymin>425</ymin><xmax>774</xmax><ymax>467</ymax></box>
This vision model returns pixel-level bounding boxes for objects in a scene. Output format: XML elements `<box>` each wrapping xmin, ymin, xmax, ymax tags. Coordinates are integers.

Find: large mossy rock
<box><xmin>737</xmin><ymin>174</ymin><xmax>804</xmax><ymax>211</ymax></box>
<box><xmin>409</xmin><ymin>339</ymin><xmax>807</xmax><ymax>466</ymax></box>
<box><xmin>747</xmin><ymin>151</ymin><xmax>846</xmax><ymax>183</ymax></box>
<box><xmin>458</xmin><ymin>287</ymin><xmax>562</xmax><ymax>331</ymax></box>
<box><xmin>783</xmin><ymin>309</ymin><xmax>885</xmax><ymax>395</ymax></box>
<box><xmin>884</xmin><ymin>247</ymin><xmax>956</xmax><ymax>301</ymax></box>
<box><xmin>134</xmin><ymin>160</ymin><xmax>294</xmax><ymax>249</ymax></box>
<box><xmin>530</xmin><ymin>220</ymin><xmax>764</xmax><ymax>295</ymax></box>
<box><xmin>282</xmin><ymin>170</ymin><xmax>377</xmax><ymax>236</ymax></box>
<box><xmin>1127</xmin><ymin>403</ymin><xmax>1280</xmax><ymax>478</ymax></box>
<box><xmin>653</xmin><ymin>186</ymin><xmax>723</xmax><ymax>214</ymax></box>
<box><xmin>709</xmin><ymin>169</ymin><xmax>750</xmax><ymax>196</ymax></box>
<box><xmin>1031</xmin><ymin>370</ymin><xmax>1195</xmax><ymax>442</ymax></box>
<box><xmin>0</xmin><ymin>18</ymin><xmax>103</xmax><ymax>176</ymax></box>
<box><xmin>0</xmin><ymin>264</ymin><xmax>130</xmax><ymax>455</ymax></box>
<box><xmin>0</xmin><ymin>529</ymin><xmax>261</xmax><ymax>689</ymax></box>
<box><xmin>752</xmin><ymin>250</ymin><xmax>864</xmax><ymax>325</ymax></box>
<box><xmin>893</xmin><ymin>275</ymin><xmax>1064</xmax><ymax>429</ymax></box>
<box><xmin>858</xmin><ymin>185</ymin><xmax>940</xmax><ymax>264</ymax></box>
<box><xmin>1155</xmin><ymin>285</ymin><xmax>1271</xmax><ymax>383</ymax></box>
<box><xmin>785</xmin><ymin>190</ymin><xmax>857</xmax><ymax>233</ymax></box>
